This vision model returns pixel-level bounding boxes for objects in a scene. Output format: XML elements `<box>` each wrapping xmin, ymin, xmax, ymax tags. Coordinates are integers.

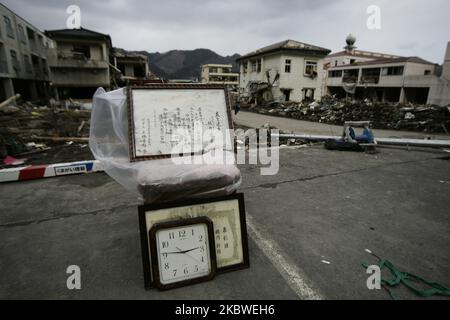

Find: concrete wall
<box><xmin>0</xmin><ymin>3</ymin><xmax>51</xmax><ymax>100</ymax></box>
<box><xmin>239</xmin><ymin>52</ymin><xmax>325</xmax><ymax>102</ymax></box>
<box><xmin>48</xmin><ymin>37</ymin><xmax>110</xmax><ymax>90</ymax></box>
<box><xmin>428</xmin><ymin>42</ymin><xmax>450</xmax><ymax>106</ymax></box>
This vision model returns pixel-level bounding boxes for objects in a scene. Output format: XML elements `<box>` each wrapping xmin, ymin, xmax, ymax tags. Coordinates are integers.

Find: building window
<box><xmin>304</xmin><ymin>61</ymin><xmax>318</xmax><ymax>77</ymax></box>
<box><xmin>328</xmin><ymin>70</ymin><xmax>342</xmax><ymax>78</ymax></box>
<box><xmin>72</xmin><ymin>45</ymin><xmax>91</xmax><ymax>59</ymax></box>
<box><xmin>251</xmin><ymin>60</ymin><xmax>257</xmax><ymax>72</ymax></box>
<box><xmin>382</xmin><ymin>66</ymin><xmax>404</xmax><ymax>76</ymax></box>
<box><xmin>424</xmin><ymin>70</ymin><xmax>431</xmax><ymax>75</ymax></box>
<box><xmin>302</xmin><ymin>88</ymin><xmax>315</xmax><ymax>101</ymax></box>
<box><xmin>10</xmin><ymin>50</ymin><xmax>20</xmax><ymax>71</ymax></box>
<box><xmin>350</xmin><ymin>59</ymin><xmax>356</xmax><ymax>64</ymax></box>
<box><xmin>285</xmin><ymin>59</ymin><xmax>291</xmax><ymax>73</ymax></box>
<box><xmin>18</xmin><ymin>25</ymin><xmax>27</xmax><ymax>44</ymax></box>
<box><xmin>23</xmin><ymin>54</ymin><xmax>32</xmax><ymax>73</ymax></box>
<box><xmin>257</xmin><ymin>59</ymin><xmax>262</xmax><ymax>73</ymax></box>
<box><xmin>4</xmin><ymin>16</ymin><xmax>14</xmax><ymax>38</ymax></box>
<box><xmin>242</xmin><ymin>62</ymin><xmax>248</xmax><ymax>74</ymax></box>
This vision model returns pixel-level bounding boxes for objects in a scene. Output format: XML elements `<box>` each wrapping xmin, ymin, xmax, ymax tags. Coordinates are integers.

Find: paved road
<box><xmin>1</xmin><ymin>146</ymin><xmax>449</xmax><ymax>299</ymax></box>
<box><xmin>234</xmin><ymin>111</ymin><xmax>450</xmax><ymax>140</ymax></box>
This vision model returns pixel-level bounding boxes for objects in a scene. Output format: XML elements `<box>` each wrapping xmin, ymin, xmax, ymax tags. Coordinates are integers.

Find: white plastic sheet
<box><xmin>89</xmin><ymin>87</ymin><xmax>241</xmax><ymax>204</ymax></box>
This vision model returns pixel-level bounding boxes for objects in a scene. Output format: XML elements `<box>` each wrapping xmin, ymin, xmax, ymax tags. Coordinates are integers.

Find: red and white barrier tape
<box><xmin>0</xmin><ymin>160</ymin><xmax>104</xmax><ymax>183</ymax></box>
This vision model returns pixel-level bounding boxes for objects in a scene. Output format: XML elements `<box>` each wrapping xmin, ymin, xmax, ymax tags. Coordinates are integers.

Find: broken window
<box><xmin>285</xmin><ymin>59</ymin><xmax>291</xmax><ymax>73</ymax></box>
<box><xmin>72</xmin><ymin>45</ymin><xmax>91</xmax><ymax>59</ymax></box>
<box><xmin>257</xmin><ymin>59</ymin><xmax>262</xmax><ymax>73</ymax></box>
<box><xmin>382</xmin><ymin>66</ymin><xmax>404</xmax><ymax>76</ymax></box>
<box><xmin>424</xmin><ymin>70</ymin><xmax>431</xmax><ymax>75</ymax></box>
<box><xmin>242</xmin><ymin>62</ymin><xmax>248</xmax><ymax>74</ymax></box>
<box><xmin>350</xmin><ymin>59</ymin><xmax>356</xmax><ymax>64</ymax></box>
<box><xmin>304</xmin><ymin>61</ymin><xmax>318</xmax><ymax>77</ymax></box>
<box><xmin>3</xmin><ymin>16</ymin><xmax>14</xmax><ymax>38</ymax></box>
<box><xmin>343</xmin><ymin>69</ymin><xmax>359</xmax><ymax>83</ymax></box>
<box><xmin>302</xmin><ymin>88</ymin><xmax>315</xmax><ymax>101</ymax></box>
<box><xmin>361</xmin><ymin>68</ymin><xmax>381</xmax><ymax>84</ymax></box>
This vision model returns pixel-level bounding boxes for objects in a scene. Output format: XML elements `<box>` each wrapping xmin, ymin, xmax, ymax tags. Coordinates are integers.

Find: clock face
<box><xmin>155</xmin><ymin>223</ymin><xmax>212</xmax><ymax>285</ymax></box>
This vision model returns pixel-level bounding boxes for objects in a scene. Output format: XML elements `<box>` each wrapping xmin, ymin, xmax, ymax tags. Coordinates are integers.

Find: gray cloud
<box><xmin>3</xmin><ymin>0</ymin><xmax>449</xmax><ymax>63</ymax></box>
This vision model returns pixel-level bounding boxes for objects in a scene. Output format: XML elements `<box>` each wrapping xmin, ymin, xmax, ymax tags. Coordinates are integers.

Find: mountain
<box><xmin>114</xmin><ymin>48</ymin><xmax>240</xmax><ymax>80</ymax></box>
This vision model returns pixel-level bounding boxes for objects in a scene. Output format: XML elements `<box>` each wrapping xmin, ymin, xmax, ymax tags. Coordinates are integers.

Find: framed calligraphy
<box><xmin>127</xmin><ymin>84</ymin><xmax>234</xmax><ymax>162</ymax></box>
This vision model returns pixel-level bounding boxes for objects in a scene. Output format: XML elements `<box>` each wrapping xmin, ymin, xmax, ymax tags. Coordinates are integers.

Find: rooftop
<box><xmin>329</xmin><ymin>56</ymin><xmax>436</xmax><ymax>69</ymax></box>
<box><xmin>327</xmin><ymin>49</ymin><xmax>402</xmax><ymax>60</ymax></box>
<box><xmin>45</xmin><ymin>27</ymin><xmax>112</xmax><ymax>47</ymax></box>
<box><xmin>236</xmin><ymin>39</ymin><xmax>331</xmax><ymax>61</ymax></box>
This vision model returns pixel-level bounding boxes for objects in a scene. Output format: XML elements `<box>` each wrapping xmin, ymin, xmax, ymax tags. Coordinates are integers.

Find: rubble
<box><xmin>0</xmin><ymin>97</ymin><xmax>93</xmax><ymax>165</ymax></box>
<box><xmin>247</xmin><ymin>96</ymin><xmax>450</xmax><ymax>133</ymax></box>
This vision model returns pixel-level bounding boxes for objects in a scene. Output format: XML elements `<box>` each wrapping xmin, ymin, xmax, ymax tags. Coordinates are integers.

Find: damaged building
<box><xmin>324</xmin><ymin>35</ymin><xmax>450</xmax><ymax>106</ymax></box>
<box><xmin>44</xmin><ymin>28</ymin><xmax>112</xmax><ymax>100</ymax></box>
<box><xmin>0</xmin><ymin>3</ymin><xmax>52</xmax><ymax>101</ymax></box>
<box><xmin>236</xmin><ymin>40</ymin><xmax>331</xmax><ymax>104</ymax></box>
<box><xmin>111</xmin><ymin>50</ymin><xmax>150</xmax><ymax>86</ymax></box>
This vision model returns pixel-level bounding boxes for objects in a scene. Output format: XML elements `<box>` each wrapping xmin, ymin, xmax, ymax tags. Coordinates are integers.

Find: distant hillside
<box><xmin>114</xmin><ymin>48</ymin><xmax>240</xmax><ymax>80</ymax></box>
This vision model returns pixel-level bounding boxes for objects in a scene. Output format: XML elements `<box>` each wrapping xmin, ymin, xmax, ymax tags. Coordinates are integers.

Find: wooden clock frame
<box><xmin>148</xmin><ymin>216</ymin><xmax>217</xmax><ymax>291</ymax></box>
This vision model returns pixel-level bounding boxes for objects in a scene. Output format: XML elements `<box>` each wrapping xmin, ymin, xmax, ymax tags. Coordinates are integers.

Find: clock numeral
<box><xmin>191</xmin><ymin>228</ymin><xmax>195</xmax><ymax>236</ymax></box>
<box><xmin>194</xmin><ymin>265</ymin><xmax>199</xmax><ymax>272</ymax></box>
<box><xmin>162</xmin><ymin>241</ymin><xmax>169</xmax><ymax>249</ymax></box>
<box><xmin>200</xmin><ymin>246</ymin><xmax>205</xmax><ymax>252</ymax></box>
<box><xmin>179</xmin><ymin>230</ymin><xmax>186</xmax><ymax>238</ymax></box>
<box><xmin>162</xmin><ymin>253</ymin><xmax>168</xmax><ymax>259</ymax></box>
<box><xmin>169</xmin><ymin>232</ymin><xmax>175</xmax><ymax>240</ymax></box>
<box><xmin>173</xmin><ymin>269</ymin><xmax>177</xmax><ymax>276</ymax></box>
<box><xmin>201</xmin><ymin>256</ymin><xmax>204</xmax><ymax>263</ymax></box>
<box><xmin>164</xmin><ymin>262</ymin><xmax>170</xmax><ymax>270</ymax></box>
<box><xmin>199</xmin><ymin>235</ymin><xmax>203</xmax><ymax>242</ymax></box>
<box><xmin>184</xmin><ymin>267</ymin><xmax>189</xmax><ymax>275</ymax></box>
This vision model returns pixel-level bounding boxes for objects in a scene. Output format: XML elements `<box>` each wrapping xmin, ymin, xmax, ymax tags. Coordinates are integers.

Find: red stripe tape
<box><xmin>18</xmin><ymin>166</ymin><xmax>47</xmax><ymax>181</ymax></box>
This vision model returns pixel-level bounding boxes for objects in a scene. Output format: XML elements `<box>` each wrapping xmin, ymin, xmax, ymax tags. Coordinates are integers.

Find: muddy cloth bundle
<box><xmin>89</xmin><ymin>87</ymin><xmax>241</xmax><ymax>204</ymax></box>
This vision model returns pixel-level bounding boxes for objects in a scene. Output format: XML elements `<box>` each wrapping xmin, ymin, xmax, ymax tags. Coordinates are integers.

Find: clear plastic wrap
<box><xmin>89</xmin><ymin>87</ymin><xmax>241</xmax><ymax>204</ymax></box>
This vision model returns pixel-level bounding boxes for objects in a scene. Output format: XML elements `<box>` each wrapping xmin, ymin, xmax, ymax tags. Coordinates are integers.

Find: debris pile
<box><xmin>252</xmin><ymin>97</ymin><xmax>450</xmax><ymax>133</ymax></box>
<box><xmin>0</xmin><ymin>97</ymin><xmax>92</xmax><ymax>166</ymax></box>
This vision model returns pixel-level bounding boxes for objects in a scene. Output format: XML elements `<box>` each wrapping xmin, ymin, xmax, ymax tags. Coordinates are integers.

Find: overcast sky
<box><xmin>3</xmin><ymin>0</ymin><xmax>450</xmax><ymax>63</ymax></box>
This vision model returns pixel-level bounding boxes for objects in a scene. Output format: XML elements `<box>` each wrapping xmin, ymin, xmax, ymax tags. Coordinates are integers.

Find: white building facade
<box><xmin>236</xmin><ymin>40</ymin><xmax>330</xmax><ymax>103</ymax></box>
<box><xmin>324</xmin><ymin>35</ymin><xmax>450</xmax><ymax>106</ymax></box>
<box><xmin>200</xmin><ymin>64</ymin><xmax>238</xmax><ymax>85</ymax></box>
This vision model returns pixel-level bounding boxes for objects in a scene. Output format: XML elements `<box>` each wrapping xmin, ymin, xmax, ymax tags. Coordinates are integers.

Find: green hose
<box><xmin>362</xmin><ymin>258</ymin><xmax>450</xmax><ymax>299</ymax></box>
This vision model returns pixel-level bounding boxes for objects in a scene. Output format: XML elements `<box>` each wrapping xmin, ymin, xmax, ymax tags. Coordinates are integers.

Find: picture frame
<box><xmin>127</xmin><ymin>84</ymin><xmax>234</xmax><ymax>162</ymax></box>
<box><xmin>148</xmin><ymin>216</ymin><xmax>217</xmax><ymax>291</ymax></box>
<box><xmin>138</xmin><ymin>193</ymin><xmax>249</xmax><ymax>289</ymax></box>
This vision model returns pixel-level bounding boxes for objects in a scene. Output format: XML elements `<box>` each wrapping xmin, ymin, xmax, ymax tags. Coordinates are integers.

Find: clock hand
<box><xmin>176</xmin><ymin>246</ymin><xmax>202</xmax><ymax>264</ymax></box>
<box><xmin>175</xmin><ymin>246</ymin><xmax>199</xmax><ymax>254</ymax></box>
